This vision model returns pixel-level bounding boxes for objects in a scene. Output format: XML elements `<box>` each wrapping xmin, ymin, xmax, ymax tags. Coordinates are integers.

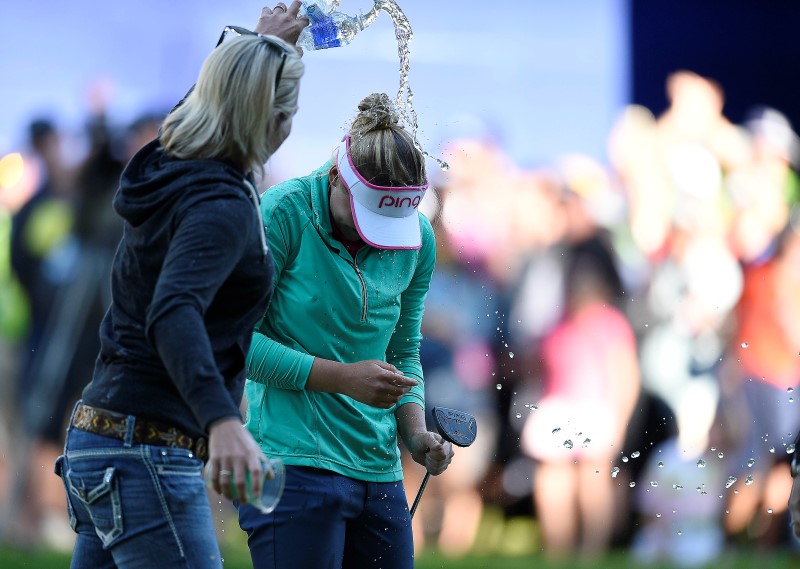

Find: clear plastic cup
<box><xmin>249</xmin><ymin>457</ymin><xmax>285</xmax><ymax>514</ymax></box>
<box><xmin>205</xmin><ymin>456</ymin><xmax>285</xmax><ymax>514</ymax></box>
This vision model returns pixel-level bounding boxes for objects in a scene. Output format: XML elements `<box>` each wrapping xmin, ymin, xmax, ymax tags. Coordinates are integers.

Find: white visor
<box><xmin>335</xmin><ymin>135</ymin><xmax>428</xmax><ymax>250</ymax></box>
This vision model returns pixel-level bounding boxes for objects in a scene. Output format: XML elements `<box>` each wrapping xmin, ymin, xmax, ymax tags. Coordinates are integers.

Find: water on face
<box><xmin>372</xmin><ymin>0</ymin><xmax>449</xmax><ymax>171</ymax></box>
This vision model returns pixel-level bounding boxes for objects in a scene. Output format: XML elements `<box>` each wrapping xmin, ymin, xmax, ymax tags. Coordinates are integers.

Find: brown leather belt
<box><xmin>72</xmin><ymin>402</ymin><xmax>208</xmax><ymax>462</ymax></box>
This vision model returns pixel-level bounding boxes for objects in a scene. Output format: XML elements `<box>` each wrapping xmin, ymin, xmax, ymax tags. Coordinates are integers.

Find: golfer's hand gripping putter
<box><xmin>409</xmin><ymin>406</ymin><xmax>477</xmax><ymax>519</ymax></box>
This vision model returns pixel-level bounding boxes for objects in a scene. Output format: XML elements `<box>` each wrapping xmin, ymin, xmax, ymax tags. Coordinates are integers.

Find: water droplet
<box><xmin>515</xmin><ymin>413</ymin><xmax>522</xmax><ymax>419</ymax></box>
<box><xmin>629</xmin><ymin>481</ymin><xmax>636</xmax><ymax>488</ymax></box>
<box><xmin>631</xmin><ymin>451</ymin><xmax>641</xmax><ymax>459</ymax></box>
<box><xmin>788</xmin><ymin>444</ymin><xmax>796</xmax><ymax>454</ymax></box>
<box><xmin>657</xmin><ymin>461</ymin><xmax>664</xmax><ymax>468</ymax></box>
<box><xmin>677</xmin><ymin>530</ymin><xmax>683</xmax><ymax>536</ymax></box>
<box><xmin>741</xmin><ymin>342</ymin><xmax>749</xmax><ymax>348</ymax></box>
<box><xmin>696</xmin><ymin>459</ymin><xmax>706</xmax><ymax>468</ymax></box>
<box><xmin>622</xmin><ymin>456</ymin><xmax>629</xmax><ymax>463</ymax></box>
<box><xmin>745</xmin><ymin>475</ymin><xmax>754</xmax><ymax>486</ymax></box>
<box><xmin>769</xmin><ymin>446</ymin><xmax>776</xmax><ymax>454</ymax></box>
<box><xmin>789</xmin><ymin>387</ymin><xmax>795</xmax><ymax>393</ymax></box>
<box><xmin>718</xmin><ymin>452</ymin><xmax>724</xmax><ymax>458</ymax></box>
<box><xmin>747</xmin><ymin>458</ymin><xmax>756</xmax><ymax>468</ymax></box>
<box><xmin>650</xmin><ymin>481</ymin><xmax>658</xmax><ymax>487</ymax></box>
<box><xmin>563</xmin><ymin>440</ymin><xmax>574</xmax><ymax>449</ymax></box>
<box><xmin>552</xmin><ymin>427</ymin><xmax>561</xmax><ymax>435</ymax></box>
<box><xmin>656</xmin><ymin>513</ymin><xmax>662</xmax><ymax>518</ymax></box>
<box><xmin>672</xmin><ymin>484</ymin><xmax>684</xmax><ymax>490</ymax></box>
<box><xmin>582</xmin><ymin>438</ymin><xmax>591</xmax><ymax>448</ymax></box>
<box><xmin>611</xmin><ymin>467</ymin><xmax>620</xmax><ymax>478</ymax></box>
<box><xmin>508</xmin><ymin>351</ymin><xmax>515</xmax><ymax>359</ymax></box>
<box><xmin>496</xmin><ymin>384</ymin><xmax>502</xmax><ymax>390</ymax></box>
<box><xmin>726</xmin><ymin>476</ymin><xmax>737</xmax><ymax>488</ymax></box>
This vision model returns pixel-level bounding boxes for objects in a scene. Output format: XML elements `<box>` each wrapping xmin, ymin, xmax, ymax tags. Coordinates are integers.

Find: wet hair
<box><xmin>160</xmin><ymin>35</ymin><xmax>303</xmax><ymax>175</ymax></box>
<box><xmin>346</xmin><ymin>93</ymin><xmax>426</xmax><ymax>187</ymax></box>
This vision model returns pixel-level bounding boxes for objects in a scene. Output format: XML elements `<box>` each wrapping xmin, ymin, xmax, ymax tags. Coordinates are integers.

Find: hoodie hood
<box><xmin>114</xmin><ymin>139</ymin><xmax>246</xmax><ymax>227</ymax></box>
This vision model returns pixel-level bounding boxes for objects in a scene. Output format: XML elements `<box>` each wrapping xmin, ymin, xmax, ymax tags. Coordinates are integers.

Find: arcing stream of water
<box><xmin>368</xmin><ymin>0</ymin><xmax>449</xmax><ymax>171</ymax></box>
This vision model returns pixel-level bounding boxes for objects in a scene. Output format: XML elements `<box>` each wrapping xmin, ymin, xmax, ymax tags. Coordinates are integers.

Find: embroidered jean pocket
<box><xmin>66</xmin><ymin>466</ymin><xmax>123</xmax><ymax>547</ymax></box>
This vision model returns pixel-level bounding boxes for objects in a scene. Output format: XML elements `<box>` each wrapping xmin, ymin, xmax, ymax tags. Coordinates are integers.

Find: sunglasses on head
<box><xmin>216</xmin><ymin>25</ymin><xmax>290</xmax><ymax>87</ymax></box>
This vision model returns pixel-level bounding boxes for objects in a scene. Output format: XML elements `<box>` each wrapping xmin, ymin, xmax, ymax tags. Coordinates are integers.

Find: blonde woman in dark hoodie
<box><xmin>55</xmin><ymin>5</ymin><xmax>306</xmax><ymax>568</ymax></box>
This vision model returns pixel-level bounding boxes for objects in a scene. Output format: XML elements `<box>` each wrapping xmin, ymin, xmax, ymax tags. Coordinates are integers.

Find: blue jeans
<box><xmin>56</xmin><ymin>410</ymin><xmax>220</xmax><ymax>569</ymax></box>
<box><xmin>237</xmin><ymin>466</ymin><xmax>413</xmax><ymax>569</ymax></box>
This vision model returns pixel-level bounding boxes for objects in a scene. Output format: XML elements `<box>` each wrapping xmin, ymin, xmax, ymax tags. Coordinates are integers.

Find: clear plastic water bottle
<box><xmin>297</xmin><ymin>1</ymin><xmax>374</xmax><ymax>51</ymax></box>
<box><xmin>205</xmin><ymin>456</ymin><xmax>285</xmax><ymax>514</ymax></box>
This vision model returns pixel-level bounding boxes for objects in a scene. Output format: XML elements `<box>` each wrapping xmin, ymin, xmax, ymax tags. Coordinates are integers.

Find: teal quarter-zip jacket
<box><xmin>245</xmin><ymin>162</ymin><xmax>435</xmax><ymax>482</ymax></box>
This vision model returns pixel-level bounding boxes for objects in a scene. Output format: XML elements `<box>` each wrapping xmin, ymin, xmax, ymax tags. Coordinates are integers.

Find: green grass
<box><xmin>2</xmin><ymin>506</ymin><xmax>797</xmax><ymax>569</ymax></box>
<box><xmin>1</xmin><ymin>544</ymin><xmax>798</xmax><ymax>569</ymax></box>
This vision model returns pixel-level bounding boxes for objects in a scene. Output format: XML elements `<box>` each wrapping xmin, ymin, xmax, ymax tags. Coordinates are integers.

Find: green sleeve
<box><xmin>388</xmin><ymin>215</ymin><xmax>436</xmax><ymax>408</ymax></box>
<box><xmin>245</xmin><ymin>188</ymin><xmax>315</xmax><ymax>390</ymax></box>
<box><xmin>246</xmin><ymin>330</ymin><xmax>315</xmax><ymax>389</ymax></box>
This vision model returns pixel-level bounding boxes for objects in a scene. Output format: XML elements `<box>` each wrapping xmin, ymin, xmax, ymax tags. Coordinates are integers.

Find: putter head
<box><xmin>432</xmin><ymin>407</ymin><xmax>477</xmax><ymax>448</ymax></box>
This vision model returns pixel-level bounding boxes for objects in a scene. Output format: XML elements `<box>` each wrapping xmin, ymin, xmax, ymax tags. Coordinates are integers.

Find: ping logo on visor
<box><xmin>336</xmin><ymin>135</ymin><xmax>428</xmax><ymax>250</ymax></box>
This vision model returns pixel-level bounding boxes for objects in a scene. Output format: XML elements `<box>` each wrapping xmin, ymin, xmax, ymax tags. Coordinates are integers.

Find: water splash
<box><xmin>372</xmin><ymin>0</ymin><xmax>449</xmax><ymax>170</ymax></box>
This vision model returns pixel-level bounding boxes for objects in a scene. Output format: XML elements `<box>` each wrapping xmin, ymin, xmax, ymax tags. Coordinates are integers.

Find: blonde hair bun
<box><xmin>351</xmin><ymin>93</ymin><xmax>401</xmax><ymax>136</ymax></box>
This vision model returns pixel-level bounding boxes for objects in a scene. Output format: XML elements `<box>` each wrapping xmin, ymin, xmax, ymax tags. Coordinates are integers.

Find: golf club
<box><xmin>409</xmin><ymin>406</ymin><xmax>478</xmax><ymax>519</ymax></box>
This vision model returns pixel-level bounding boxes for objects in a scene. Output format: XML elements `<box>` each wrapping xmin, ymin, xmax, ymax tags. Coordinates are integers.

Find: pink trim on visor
<box><xmin>336</xmin><ymin>135</ymin><xmax>428</xmax><ymax>250</ymax></box>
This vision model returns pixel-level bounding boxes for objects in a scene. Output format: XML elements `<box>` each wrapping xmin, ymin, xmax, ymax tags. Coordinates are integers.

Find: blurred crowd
<box><xmin>404</xmin><ymin>69</ymin><xmax>800</xmax><ymax>566</ymax></box>
<box><xmin>2</xmin><ymin>69</ymin><xmax>800</xmax><ymax>567</ymax></box>
<box><xmin>0</xmin><ymin>87</ymin><xmax>165</xmax><ymax>549</ymax></box>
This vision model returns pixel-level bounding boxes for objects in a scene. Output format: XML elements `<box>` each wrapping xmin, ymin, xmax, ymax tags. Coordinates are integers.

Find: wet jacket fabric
<box><xmin>81</xmin><ymin>139</ymin><xmax>273</xmax><ymax>439</ymax></box>
<box><xmin>245</xmin><ymin>162</ymin><xmax>435</xmax><ymax>482</ymax></box>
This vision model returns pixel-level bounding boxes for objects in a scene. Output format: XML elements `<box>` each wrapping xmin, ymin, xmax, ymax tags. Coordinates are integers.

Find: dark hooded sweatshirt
<box><xmin>81</xmin><ymin>139</ymin><xmax>273</xmax><ymax>439</ymax></box>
